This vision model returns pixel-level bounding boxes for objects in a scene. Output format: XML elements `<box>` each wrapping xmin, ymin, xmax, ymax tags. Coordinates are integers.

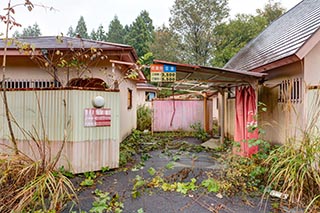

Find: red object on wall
<box><xmin>233</xmin><ymin>86</ymin><xmax>259</xmax><ymax>157</ymax></box>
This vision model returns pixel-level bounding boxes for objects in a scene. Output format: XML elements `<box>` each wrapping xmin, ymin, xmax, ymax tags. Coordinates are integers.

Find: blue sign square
<box><xmin>163</xmin><ymin>64</ymin><xmax>176</xmax><ymax>72</ymax></box>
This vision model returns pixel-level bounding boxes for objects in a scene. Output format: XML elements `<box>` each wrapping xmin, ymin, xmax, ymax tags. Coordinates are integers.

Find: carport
<box><xmin>152</xmin><ymin>60</ymin><xmax>266</xmax><ymax>146</ymax></box>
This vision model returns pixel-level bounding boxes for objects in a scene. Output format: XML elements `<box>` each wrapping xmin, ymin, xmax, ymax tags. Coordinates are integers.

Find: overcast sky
<box><xmin>1</xmin><ymin>0</ymin><xmax>302</xmax><ymax>36</ymax></box>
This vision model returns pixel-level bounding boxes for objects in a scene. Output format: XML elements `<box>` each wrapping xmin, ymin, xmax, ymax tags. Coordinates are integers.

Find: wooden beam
<box><xmin>109</xmin><ymin>59</ymin><xmax>136</xmax><ymax>66</ymax></box>
<box><xmin>219</xmin><ymin>90</ymin><xmax>225</xmax><ymax>144</ymax></box>
<box><xmin>203</xmin><ymin>92</ymin><xmax>209</xmax><ymax>132</ymax></box>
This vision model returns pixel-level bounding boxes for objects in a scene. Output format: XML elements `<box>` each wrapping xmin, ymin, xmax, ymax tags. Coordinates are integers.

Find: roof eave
<box><xmin>295</xmin><ymin>27</ymin><xmax>320</xmax><ymax>59</ymax></box>
<box><xmin>250</xmin><ymin>55</ymin><xmax>301</xmax><ymax>73</ymax></box>
<box><xmin>154</xmin><ymin>59</ymin><xmax>266</xmax><ymax>78</ymax></box>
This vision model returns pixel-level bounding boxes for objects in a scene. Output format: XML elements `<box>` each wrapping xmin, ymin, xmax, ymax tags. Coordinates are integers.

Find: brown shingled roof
<box><xmin>224</xmin><ymin>0</ymin><xmax>320</xmax><ymax>72</ymax></box>
<box><xmin>0</xmin><ymin>36</ymin><xmax>138</xmax><ymax>61</ymax></box>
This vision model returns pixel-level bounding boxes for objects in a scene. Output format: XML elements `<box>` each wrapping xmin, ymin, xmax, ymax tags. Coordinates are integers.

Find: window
<box><xmin>278</xmin><ymin>77</ymin><xmax>302</xmax><ymax>103</ymax></box>
<box><xmin>145</xmin><ymin>92</ymin><xmax>156</xmax><ymax>102</ymax></box>
<box><xmin>127</xmin><ymin>89</ymin><xmax>132</xmax><ymax>109</ymax></box>
<box><xmin>2</xmin><ymin>79</ymin><xmax>61</xmax><ymax>89</ymax></box>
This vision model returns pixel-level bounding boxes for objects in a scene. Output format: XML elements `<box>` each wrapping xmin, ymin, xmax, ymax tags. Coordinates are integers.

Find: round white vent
<box><xmin>92</xmin><ymin>96</ymin><xmax>105</xmax><ymax>108</ymax></box>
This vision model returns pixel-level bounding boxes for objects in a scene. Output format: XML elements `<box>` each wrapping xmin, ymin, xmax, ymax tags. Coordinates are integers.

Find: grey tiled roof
<box><xmin>224</xmin><ymin>0</ymin><xmax>320</xmax><ymax>71</ymax></box>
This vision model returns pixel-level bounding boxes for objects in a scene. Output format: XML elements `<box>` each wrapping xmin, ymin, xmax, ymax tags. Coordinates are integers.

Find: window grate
<box><xmin>2</xmin><ymin>79</ymin><xmax>61</xmax><ymax>89</ymax></box>
<box><xmin>278</xmin><ymin>78</ymin><xmax>302</xmax><ymax>103</ymax></box>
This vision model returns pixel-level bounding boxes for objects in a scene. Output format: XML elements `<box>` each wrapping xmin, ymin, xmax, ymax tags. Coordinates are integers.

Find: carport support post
<box><xmin>219</xmin><ymin>89</ymin><xmax>225</xmax><ymax>144</ymax></box>
<box><xmin>203</xmin><ymin>92</ymin><xmax>209</xmax><ymax>133</ymax></box>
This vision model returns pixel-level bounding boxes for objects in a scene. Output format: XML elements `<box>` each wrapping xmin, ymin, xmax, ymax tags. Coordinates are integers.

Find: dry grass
<box><xmin>0</xmin><ymin>92</ymin><xmax>77</xmax><ymax>212</ymax></box>
<box><xmin>263</xmin><ymin>89</ymin><xmax>320</xmax><ymax>209</ymax></box>
<box><xmin>0</xmin><ymin>153</ymin><xmax>77</xmax><ymax>212</ymax></box>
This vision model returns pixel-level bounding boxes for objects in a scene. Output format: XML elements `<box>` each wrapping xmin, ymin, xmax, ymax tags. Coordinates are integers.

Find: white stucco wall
<box><xmin>136</xmin><ymin>89</ymin><xmax>157</xmax><ymax>108</ymax></box>
<box><xmin>119</xmin><ymin>79</ymin><xmax>137</xmax><ymax>140</ymax></box>
<box><xmin>304</xmin><ymin>41</ymin><xmax>320</xmax><ymax>130</ymax></box>
<box><xmin>304</xmin><ymin>41</ymin><xmax>320</xmax><ymax>85</ymax></box>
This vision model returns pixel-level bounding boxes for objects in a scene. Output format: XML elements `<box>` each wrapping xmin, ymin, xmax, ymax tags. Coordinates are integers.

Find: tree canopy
<box><xmin>211</xmin><ymin>1</ymin><xmax>285</xmax><ymax>67</ymax></box>
<box><xmin>149</xmin><ymin>25</ymin><xmax>180</xmax><ymax>62</ymax></box>
<box><xmin>12</xmin><ymin>22</ymin><xmax>41</xmax><ymax>37</ymax></box>
<box><xmin>125</xmin><ymin>10</ymin><xmax>155</xmax><ymax>57</ymax></box>
<box><xmin>59</xmin><ymin>0</ymin><xmax>286</xmax><ymax>69</ymax></box>
<box><xmin>169</xmin><ymin>0</ymin><xmax>229</xmax><ymax>66</ymax></box>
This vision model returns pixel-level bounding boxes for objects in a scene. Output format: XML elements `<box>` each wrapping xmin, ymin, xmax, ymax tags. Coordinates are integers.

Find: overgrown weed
<box><xmin>0</xmin><ymin>153</ymin><xmax>77</xmax><ymax>212</ymax></box>
<box><xmin>262</xmin><ymin>89</ymin><xmax>320</xmax><ymax>210</ymax></box>
<box><xmin>137</xmin><ymin>105</ymin><xmax>152</xmax><ymax>131</ymax></box>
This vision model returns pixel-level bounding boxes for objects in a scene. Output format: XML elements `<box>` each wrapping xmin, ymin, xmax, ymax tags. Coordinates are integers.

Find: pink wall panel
<box><xmin>152</xmin><ymin>100</ymin><xmax>212</xmax><ymax>132</ymax></box>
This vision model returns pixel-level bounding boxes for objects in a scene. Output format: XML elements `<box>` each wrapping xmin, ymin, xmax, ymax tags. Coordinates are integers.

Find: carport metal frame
<box><xmin>153</xmin><ymin>60</ymin><xmax>267</xmax><ymax>144</ymax></box>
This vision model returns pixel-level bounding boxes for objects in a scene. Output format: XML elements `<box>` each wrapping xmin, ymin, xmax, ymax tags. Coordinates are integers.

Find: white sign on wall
<box><xmin>84</xmin><ymin>108</ymin><xmax>111</xmax><ymax>127</ymax></box>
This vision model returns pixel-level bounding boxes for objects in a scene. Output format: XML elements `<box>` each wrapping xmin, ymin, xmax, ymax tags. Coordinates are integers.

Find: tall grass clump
<box><xmin>0</xmin><ymin>153</ymin><xmax>76</xmax><ymax>212</ymax></box>
<box><xmin>263</xmin><ymin>89</ymin><xmax>320</xmax><ymax>209</ymax></box>
<box><xmin>0</xmin><ymin>95</ymin><xmax>77</xmax><ymax>212</ymax></box>
<box><xmin>137</xmin><ymin>104</ymin><xmax>152</xmax><ymax>131</ymax></box>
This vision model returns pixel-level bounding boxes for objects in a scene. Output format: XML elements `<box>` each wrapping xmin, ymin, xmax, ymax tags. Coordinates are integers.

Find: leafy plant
<box><xmin>147</xmin><ymin>167</ymin><xmax>156</xmax><ymax>176</ymax></box>
<box><xmin>132</xmin><ymin>175</ymin><xmax>146</xmax><ymax>198</ymax></box>
<box><xmin>84</xmin><ymin>171</ymin><xmax>97</xmax><ymax>179</ymax></box>
<box><xmin>101</xmin><ymin>166</ymin><xmax>110</xmax><ymax>173</ymax></box>
<box><xmin>201</xmin><ymin>178</ymin><xmax>220</xmax><ymax>193</ymax></box>
<box><xmin>161</xmin><ymin>182</ymin><xmax>178</xmax><ymax>192</ymax></box>
<box><xmin>176</xmin><ymin>178</ymin><xmax>198</xmax><ymax>195</ymax></box>
<box><xmin>165</xmin><ymin>162</ymin><xmax>175</xmax><ymax>170</ymax></box>
<box><xmin>80</xmin><ymin>171</ymin><xmax>97</xmax><ymax>186</ymax></box>
<box><xmin>137</xmin><ymin>208</ymin><xmax>144</xmax><ymax>213</ymax></box>
<box><xmin>90</xmin><ymin>189</ymin><xmax>123</xmax><ymax>213</ymax></box>
<box><xmin>80</xmin><ymin>178</ymin><xmax>95</xmax><ymax>187</ymax></box>
<box><xmin>58</xmin><ymin>166</ymin><xmax>74</xmax><ymax>178</ymax></box>
<box><xmin>190</xmin><ymin>122</ymin><xmax>210</xmax><ymax>142</ymax></box>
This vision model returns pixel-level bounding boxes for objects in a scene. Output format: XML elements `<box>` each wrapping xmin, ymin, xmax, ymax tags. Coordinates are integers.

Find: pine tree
<box><xmin>107</xmin><ymin>15</ymin><xmax>125</xmax><ymax>44</ymax></box>
<box><xmin>75</xmin><ymin>16</ymin><xmax>89</xmax><ymax>38</ymax></box>
<box><xmin>125</xmin><ymin>10</ymin><xmax>155</xmax><ymax>57</ymax></box>
<box><xmin>67</xmin><ymin>26</ymin><xmax>75</xmax><ymax>37</ymax></box>
<box><xmin>95</xmin><ymin>24</ymin><xmax>107</xmax><ymax>41</ymax></box>
<box><xmin>90</xmin><ymin>29</ymin><xmax>97</xmax><ymax>40</ymax></box>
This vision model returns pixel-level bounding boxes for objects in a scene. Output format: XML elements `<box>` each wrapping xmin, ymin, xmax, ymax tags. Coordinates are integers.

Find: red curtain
<box><xmin>234</xmin><ymin>86</ymin><xmax>259</xmax><ymax>157</ymax></box>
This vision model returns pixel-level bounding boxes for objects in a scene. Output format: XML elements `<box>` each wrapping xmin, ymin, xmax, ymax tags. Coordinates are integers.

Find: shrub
<box><xmin>137</xmin><ymin>105</ymin><xmax>152</xmax><ymax>131</ymax></box>
<box><xmin>190</xmin><ymin>122</ymin><xmax>210</xmax><ymax>142</ymax></box>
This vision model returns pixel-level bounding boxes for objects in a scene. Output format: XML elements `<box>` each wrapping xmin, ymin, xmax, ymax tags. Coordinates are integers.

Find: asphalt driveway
<box><xmin>65</xmin><ymin>137</ymin><xmax>270</xmax><ymax>213</ymax></box>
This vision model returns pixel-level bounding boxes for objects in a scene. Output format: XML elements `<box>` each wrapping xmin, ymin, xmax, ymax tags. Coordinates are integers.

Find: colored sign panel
<box><xmin>84</xmin><ymin>108</ymin><xmax>111</xmax><ymax>127</ymax></box>
<box><xmin>150</xmin><ymin>64</ymin><xmax>164</xmax><ymax>72</ymax></box>
<box><xmin>163</xmin><ymin>64</ymin><xmax>177</xmax><ymax>72</ymax></box>
<box><xmin>162</xmin><ymin>72</ymin><xmax>176</xmax><ymax>82</ymax></box>
<box><xmin>150</xmin><ymin>72</ymin><xmax>162</xmax><ymax>82</ymax></box>
<box><xmin>150</xmin><ymin>64</ymin><xmax>176</xmax><ymax>82</ymax></box>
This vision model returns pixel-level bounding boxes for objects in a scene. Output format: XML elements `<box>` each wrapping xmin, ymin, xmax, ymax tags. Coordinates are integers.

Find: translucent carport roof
<box><xmin>153</xmin><ymin>60</ymin><xmax>266</xmax><ymax>92</ymax></box>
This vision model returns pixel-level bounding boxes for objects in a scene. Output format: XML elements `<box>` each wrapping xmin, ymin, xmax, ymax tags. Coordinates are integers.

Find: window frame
<box><xmin>278</xmin><ymin>77</ymin><xmax>302</xmax><ymax>103</ymax></box>
<box><xmin>127</xmin><ymin>88</ymin><xmax>133</xmax><ymax>109</ymax></box>
<box><xmin>145</xmin><ymin>91</ymin><xmax>156</xmax><ymax>102</ymax></box>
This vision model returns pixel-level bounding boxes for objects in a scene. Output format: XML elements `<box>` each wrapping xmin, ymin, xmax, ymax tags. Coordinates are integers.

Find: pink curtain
<box><xmin>234</xmin><ymin>86</ymin><xmax>259</xmax><ymax>157</ymax></box>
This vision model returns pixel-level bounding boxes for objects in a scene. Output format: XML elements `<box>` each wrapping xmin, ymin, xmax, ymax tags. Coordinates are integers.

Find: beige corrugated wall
<box><xmin>0</xmin><ymin>89</ymin><xmax>120</xmax><ymax>173</ymax></box>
